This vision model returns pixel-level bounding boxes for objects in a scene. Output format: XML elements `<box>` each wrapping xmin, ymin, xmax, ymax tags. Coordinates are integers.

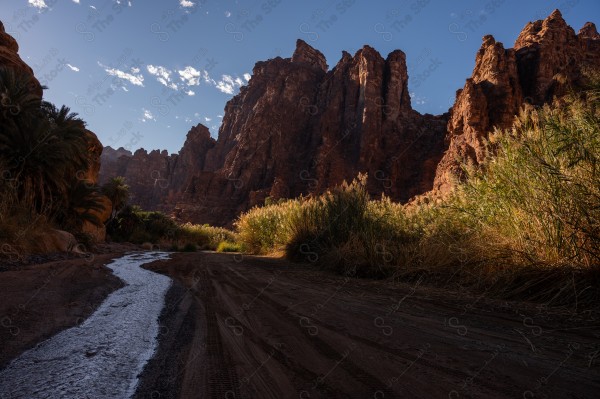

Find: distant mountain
<box><xmin>99</xmin><ymin>10</ymin><xmax>600</xmax><ymax>226</ymax></box>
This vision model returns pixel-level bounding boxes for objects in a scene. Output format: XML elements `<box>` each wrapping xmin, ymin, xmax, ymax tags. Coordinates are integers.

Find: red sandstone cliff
<box><xmin>99</xmin><ymin>10</ymin><xmax>599</xmax><ymax>226</ymax></box>
<box><xmin>0</xmin><ymin>21</ymin><xmax>42</xmax><ymax>97</ymax></box>
<box><xmin>433</xmin><ymin>10</ymin><xmax>600</xmax><ymax>193</ymax></box>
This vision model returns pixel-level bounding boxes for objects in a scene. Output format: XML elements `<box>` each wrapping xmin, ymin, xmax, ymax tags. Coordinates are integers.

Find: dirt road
<box><xmin>137</xmin><ymin>252</ymin><xmax>600</xmax><ymax>398</ymax></box>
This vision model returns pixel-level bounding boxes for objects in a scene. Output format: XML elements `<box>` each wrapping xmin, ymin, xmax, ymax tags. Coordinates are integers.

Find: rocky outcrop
<box><xmin>513</xmin><ymin>9</ymin><xmax>583</xmax><ymax>103</ymax></box>
<box><xmin>578</xmin><ymin>22</ymin><xmax>600</xmax><ymax>68</ymax></box>
<box><xmin>30</xmin><ymin>229</ymin><xmax>83</xmax><ymax>254</ymax></box>
<box><xmin>79</xmin><ymin>130</ymin><xmax>111</xmax><ymax>241</ymax></box>
<box><xmin>1</xmin><ymin>19</ymin><xmax>109</xmax><ymax>241</ymax></box>
<box><xmin>99</xmin><ymin>11</ymin><xmax>599</xmax><ymax>226</ymax></box>
<box><xmin>0</xmin><ymin>21</ymin><xmax>42</xmax><ymax>97</ymax></box>
<box><xmin>433</xmin><ymin>10</ymin><xmax>599</xmax><ymax>193</ymax></box>
<box><xmin>102</xmin><ymin>40</ymin><xmax>448</xmax><ymax>225</ymax></box>
<box><xmin>99</xmin><ymin>124</ymin><xmax>216</xmax><ymax>211</ymax></box>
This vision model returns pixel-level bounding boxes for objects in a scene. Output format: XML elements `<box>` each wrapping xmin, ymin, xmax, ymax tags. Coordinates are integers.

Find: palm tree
<box><xmin>0</xmin><ymin>66</ymin><xmax>92</xmax><ymax>218</ymax></box>
<box><xmin>0</xmin><ymin>66</ymin><xmax>42</xmax><ymax>124</ymax></box>
<box><xmin>102</xmin><ymin>176</ymin><xmax>130</xmax><ymax>219</ymax></box>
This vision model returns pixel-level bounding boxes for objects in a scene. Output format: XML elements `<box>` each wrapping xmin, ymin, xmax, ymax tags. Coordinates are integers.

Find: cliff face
<box><xmin>103</xmin><ymin>41</ymin><xmax>448</xmax><ymax>224</ymax></box>
<box><xmin>0</xmin><ymin>21</ymin><xmax>42</xmax><ymax>97</ymax></box>
<box><xmin>433</xmin><ymin>10</ymin><xmax>600</xmax><ymax>193</ymax></box>
<box><xmin>98</xmin><ymin>124</ymin><xmax>216</xmax><ymax>211</ymax></box>
<box><xmin>1</xmin><ymin>20</ymin><xmax>108</xmax><ymax>240</ymax></box>
<box><xmin>99</xmin><ymin>10</ymin><xmax>599</xmax><ymax>226</ymax></box>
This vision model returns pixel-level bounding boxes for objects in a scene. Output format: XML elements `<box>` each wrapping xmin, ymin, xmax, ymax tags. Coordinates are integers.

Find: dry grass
<box><xmin>236</xmin><ymin>87</ymin><xmax>600</xmax><ymax>309</ymax></box>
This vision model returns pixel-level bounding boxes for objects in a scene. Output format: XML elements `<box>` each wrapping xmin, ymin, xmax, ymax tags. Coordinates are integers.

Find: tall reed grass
<box><xmin>235</xmin><ymin>87</ymin><xmax>600</xmax><ymax>307</ymax></box>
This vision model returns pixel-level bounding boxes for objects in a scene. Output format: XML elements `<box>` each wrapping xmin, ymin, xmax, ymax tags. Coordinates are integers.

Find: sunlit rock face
<box><xmin>99</xmin><ymin>11</ymin><xmax>600</xmax><ymax>226</ymax></box>
<box><xmin>102</xmin><ymin>40</ymin><xmax>447</xmax><ymax>225</ymax></box>
<box><xmin>433</xmin><ymin>10</ymin><xmax>600</xmax><ymax>194</ymax></box>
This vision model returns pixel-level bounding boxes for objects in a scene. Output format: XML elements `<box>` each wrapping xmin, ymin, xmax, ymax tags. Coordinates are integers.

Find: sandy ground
<box><xmin>136</xmin><ymin>252</ymin><xmax>600</xmax><ymax>399</ymax></box>
<box><xmin>2</xmin><ymin>250</ymin><xmax>599</xmax><ymax>398</ymax></box>
<box><xmin>0</xmin><ymin>251</ymin><xmax>128</xmax><ymax>370</ymax></box>
<box><xmin>0</xmin><ymin>252</ymin><xmax>172</xmax><ymax>399</ymax></box>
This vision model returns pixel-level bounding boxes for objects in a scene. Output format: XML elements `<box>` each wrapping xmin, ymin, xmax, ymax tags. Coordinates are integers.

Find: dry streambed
<box><xmin>0</xmin><ymin>252</ymin><xmax>171</xmax><ymax>399</ymax></box>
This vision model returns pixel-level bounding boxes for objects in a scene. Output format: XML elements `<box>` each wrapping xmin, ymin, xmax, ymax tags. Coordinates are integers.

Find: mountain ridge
<box><xmin>99</xmin><ymin>10</ymin><xmax>600</xmax><ymax>226</ymax></box>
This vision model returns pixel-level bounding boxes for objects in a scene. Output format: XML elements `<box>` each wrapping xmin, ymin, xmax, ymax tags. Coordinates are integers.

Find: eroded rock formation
<box><xmin>433</xmin><ymin>9</ymin><xmax>599</xmax><ymax>193</ymax></box>
<box><xmin>0</xmin><ymin>21</ymin><xmax>42</xmax><ymax>97</ymax></box>
<box><xmin>103</xmin><ymin>41</ymin><xmax>448</xmax><ymax>225</ymax></box>
<box><xmin>100</xmin><ymin>10</ymin><xmax>599</xmax><ymax>226</ymax></box>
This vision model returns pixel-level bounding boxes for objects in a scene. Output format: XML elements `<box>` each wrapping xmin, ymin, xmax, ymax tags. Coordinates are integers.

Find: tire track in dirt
<box><xmin>139</xmin><ymin>252</ymin><xmax>600</xmax><ymax>399</ymax></box>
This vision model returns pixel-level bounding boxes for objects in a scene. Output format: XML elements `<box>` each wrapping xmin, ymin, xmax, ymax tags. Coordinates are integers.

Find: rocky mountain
<box><xmin>434</xmin><ymin>11</ymin><xmax>600</xmax><ymax>192</ymax></box>
<box><xmin>100</xmin><ymin>10</ymin><xmax>600</xmax><ymax>226</ymax></box>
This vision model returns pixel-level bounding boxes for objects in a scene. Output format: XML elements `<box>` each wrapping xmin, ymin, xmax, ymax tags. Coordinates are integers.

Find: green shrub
<box><xmin>235</xmin><ymin>198</ymin><xmax>303</xmax><ymax>254</ymax></box>
<box><xmin>234</xmin><ymin>86</ymin><xmax>600</xmax><ymax>307</ymax></box>
<box><xmin>178</xmin><ymin>223</ymin><xmax>237</xmax><ymax>250</ymax></box>
<box><xmin>216</xmin><ymin>241</ymin><xmax>242</xmax><ymax>252</ymax></box>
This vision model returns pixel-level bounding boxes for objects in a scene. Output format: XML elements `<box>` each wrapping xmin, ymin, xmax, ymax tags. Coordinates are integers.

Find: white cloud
<box><xmin>66</xmin><ymin>63</ymin><xmax>80</xmax><ymax>72</ymax></box>
<box><xmin>28</xmin><ymin>0</ymin><xmax>47</xmax><ymax>10</ymax></box>
<box><xmin>72</xmin><ymin>0</ymin><xmax>80</xmax><ymax>3</ymax></box>
<box><xmin>204</xmin><ymin>117</ymin><xmax>211</xmax><ymax>122</ymax></box>
<box><xmin>202</xmin><ymin>70</ymin><xmax>216</xmax><ymax>85</ymax></box>
<box><xmin>141</xmin><ymin>109</ymin><xmax>155</xmax><ymax>122</ymax></box>
<box><xmin>215</xmin><ymin>82</ymin><xmax>234</xmax><ymax>95</ymax></box>
<box><xmin>90</xmin><ymin>5</ymin><xmax>96</xmax><ymax>10</ymax></box>
<box><xmin>178</xmin><ymin>66</ymin><xmax>201</xmax><ymax>86</ymax></box>
<box><xmin>186</xmin><ymin>90</ymin><xmax>195</xmax><ymax>96</ymax></box>
<box><xmin>243</xmin><ymin>73</ymin><xmax>251</xmax><ymax>81</ymax></box>
<box><xmin>217</xmin><ymin>115</ymin><xmax>223</xmax><ymax>118</ymax></box>
<box><xmin>180</xmin><ymin>0</ymin><xmax>195</xmax><ymax>7</ymax></box>
<box><xmin>100</xmin><ymin>62</ymin><xmax>145</xmax><ymax>87</ymax></box>
<box><xmin>225</xmin><ymin>10</ymin><xmax>231</xmax><ymax>17</ymax></box>
<box><xmin>215</xmin><ymin>74</ymin><xmax>245</xmax><ymax>95</ymax></box>
<box><xmin>147</xmin><ymin>65</ymin><xmax>178</xmax><ymax>89</ymax></box>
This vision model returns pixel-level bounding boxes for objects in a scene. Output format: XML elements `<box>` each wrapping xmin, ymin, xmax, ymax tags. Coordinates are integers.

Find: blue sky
<box><xmin>2</xmin><ymin>0</ymin><xmax>598</xmax><ymax>153</ymax></box>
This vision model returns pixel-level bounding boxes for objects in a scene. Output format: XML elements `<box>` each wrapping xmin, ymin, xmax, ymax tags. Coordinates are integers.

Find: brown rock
<box><xmin>98</xmin><ymin>10</ymin><xmax>600</xmax><ymax>226</ymax></box>
<box><xmin>0</xmin><ymin>21</ymin><xmax>42</xmax><ymax>97</ymax></box>
<box><xmin>433</xmin><ymin>10</ymin><xmax>599</xmax><ymax>194</ymax></box>
<box><xmin>514</xmin><ymin>9</ymin><xmax>582</xmax><ymax>103</ymax></box>
<box><xmin>169</xmin><ymin>40</ymin><xmax>446</xmax><ymax>224</ymax></box>
<box><xmin>80</xmin><ymin>195</ymin><xmax>112</xmax><ymax>242</ymax></box>
<box><xmin>578</xmin><ymin>22</ymin><xmax>600</xmax><ymax>69</ymax></box>
<box><xmin>99</xmin><ymin>124</ymin><xmax>216</xmax><ymax>212</ymax></box>
<box><xmin>579</xmin><ymin>22</ymin><xmax>600</xmax><ymax>39</ymax></box>
<box><xmin>433</xmin><ymin>35</ymin><xmax>522</xmax><ymax>193</ymax></box>
<box><xmin>30</xmin><ymin>229</ymin><xmax>82</xmax><ymax>254</ymax></box>
<box><xmin>291</xmin><ymin>39</ymin><xmax>328</xmax><ymax>72</ymax></box>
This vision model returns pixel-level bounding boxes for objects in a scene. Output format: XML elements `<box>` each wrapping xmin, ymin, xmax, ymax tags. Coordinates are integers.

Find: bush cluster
<box><xmin>236</xmin><ymin>87</ymin><xmax>600</xmax><ymax>307</ymax></box>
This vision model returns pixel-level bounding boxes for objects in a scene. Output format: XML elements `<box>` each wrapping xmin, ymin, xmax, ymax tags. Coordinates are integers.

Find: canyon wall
<box><xmin>99</xmin><ymin>10</ymin><xmax>600</xmax><ymax>226</ymax></box>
